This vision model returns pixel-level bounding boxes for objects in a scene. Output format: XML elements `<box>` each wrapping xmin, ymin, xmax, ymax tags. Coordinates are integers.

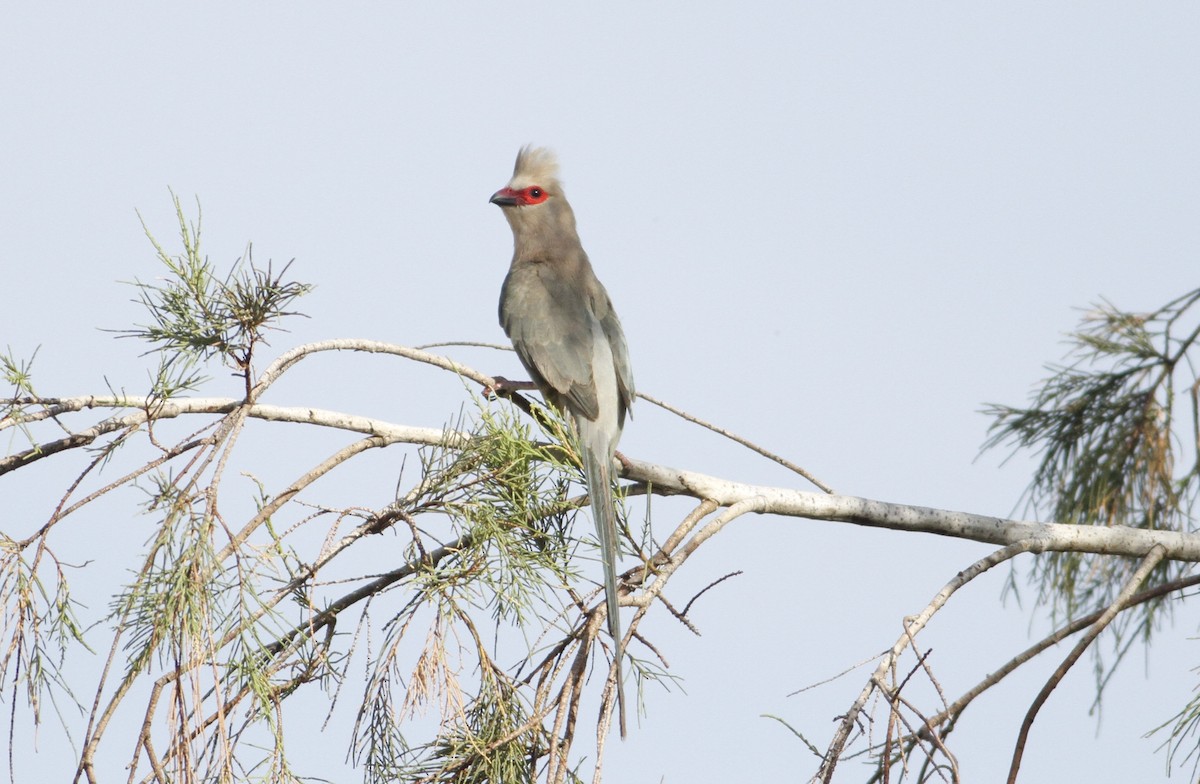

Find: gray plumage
<box><xmin>490</xmin><ymin>146</ymin><xmax>634</xmax><ymax>737</ymax></box>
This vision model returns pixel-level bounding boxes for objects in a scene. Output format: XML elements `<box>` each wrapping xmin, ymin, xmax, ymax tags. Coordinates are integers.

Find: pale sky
<box><xmin>3</xmin><ymin>4</ymin><xmax>1199</xmax><ymax>782</ymax></box>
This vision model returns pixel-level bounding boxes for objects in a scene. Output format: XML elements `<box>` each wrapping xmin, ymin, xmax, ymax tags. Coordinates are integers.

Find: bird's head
<box><xmin>490</xmin><ymin>146</ymin><xmax>578</xmax><ymax>243</ymax></box>
<box><xmin>490</xmin><ymin>146</ymin><xmax>560</xmax><ymax>208</ymax></box>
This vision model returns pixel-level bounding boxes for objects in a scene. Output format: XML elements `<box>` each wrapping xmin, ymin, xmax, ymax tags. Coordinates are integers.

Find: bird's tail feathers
<box><xmin>580</xmin><ymin>440</ymin><xmax>627</xmax><ymax>739</ymax></box>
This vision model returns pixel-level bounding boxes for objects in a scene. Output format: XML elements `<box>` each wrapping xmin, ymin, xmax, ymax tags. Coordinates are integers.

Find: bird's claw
<box><xmin>485</xmin><ymin>376</ymin><xmax>539</xmax><ymax>399</ymax></box>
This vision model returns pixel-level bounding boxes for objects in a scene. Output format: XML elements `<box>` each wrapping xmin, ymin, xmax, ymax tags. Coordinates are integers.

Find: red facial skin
<box><xmin>489</xmin><ymin>185</ymin><xmax>549</xmax><ymax>206</ymax></box>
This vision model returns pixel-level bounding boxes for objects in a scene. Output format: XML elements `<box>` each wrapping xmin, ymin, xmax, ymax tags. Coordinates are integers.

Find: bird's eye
<box><xmin>521</xmin><ymin>186</ymin><xmax>549</xmax><ymax>204</ymax></box>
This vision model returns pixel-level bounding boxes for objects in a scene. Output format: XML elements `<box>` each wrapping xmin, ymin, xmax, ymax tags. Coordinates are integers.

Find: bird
<box><xmin>490</xmin><ymin>146</ymin><xmax>635</xmax><ymax>737</ymax></box>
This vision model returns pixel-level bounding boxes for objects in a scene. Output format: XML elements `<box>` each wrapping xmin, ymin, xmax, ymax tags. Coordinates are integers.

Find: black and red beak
<box><xmin>489</xmin><ymin>187</ymin><xmax>520</xmax><ymax>206</ymax></box>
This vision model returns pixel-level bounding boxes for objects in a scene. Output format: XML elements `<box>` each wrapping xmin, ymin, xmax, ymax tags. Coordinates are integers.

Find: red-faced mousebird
<box><xmin>491</xmin><ymin>146</ymin><xmax>635</xmax><ymax>737</ymax></box>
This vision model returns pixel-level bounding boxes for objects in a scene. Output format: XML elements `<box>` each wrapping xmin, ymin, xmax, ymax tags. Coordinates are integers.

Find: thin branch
<box><xmin>1006</xmin><ymin>544</ymin><xmax>1168</xmax><ymax>784</ymax></box>
<box><xmin>815</xmin><ymin>541</ymin><xmax>1040</xmax><ymax>784</ymax></box>
<box><xmin>249</xmin><ymin>338</ymin><xmax>495</xmax><ymax>396</ymax></box>
<box><xmin>413</xmin><ymin>341</ymin><xmax>514</xmax><ymax>352</ymax></box>
<box><xmin>934</xmin><ymin>571</ymin><xmax>1200</xmax><ymax>731</ymax></box>
<box><xmin>863</xmin><ymin>571</ymin><xmax>1200</xmax><ymax>784</ymax></box>
<box><xmin>637</xmin><ymin>389</ymin><xmax>834</xmax><ymax>493</ymax></box>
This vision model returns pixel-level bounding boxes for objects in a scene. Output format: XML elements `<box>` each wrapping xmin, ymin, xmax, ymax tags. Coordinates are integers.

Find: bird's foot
<box><xmin>485</xmin><ymin>376</ymin><xmax>538</xmax><ymax>398</ymax></box>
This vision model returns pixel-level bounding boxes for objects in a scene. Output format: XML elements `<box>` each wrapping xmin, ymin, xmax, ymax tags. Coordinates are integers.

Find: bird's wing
<box><xmin>597</xmin><ymin>297</ymin><xmax>635</xmax><ymax>418</ymax></box>
<box><xmin>500</xmin><ymin>265</ymin><xmax>602</xmax><ymax>421</ymax></box>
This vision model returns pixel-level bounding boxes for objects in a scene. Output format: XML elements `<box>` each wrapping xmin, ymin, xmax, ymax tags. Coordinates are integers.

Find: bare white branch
<box><xmin>623</xmin><ymin>457</ymin><xmax>1200</xmax><ymax>561</ymax></box>
<box><xmin>9</xmin><ymin>393</ymin><xmax>1200</xmax><ymax>562</ymax></box>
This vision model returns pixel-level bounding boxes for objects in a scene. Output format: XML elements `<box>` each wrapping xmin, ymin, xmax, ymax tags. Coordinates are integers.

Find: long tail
<box><xmin>580</xmin><ymin>438</ymin><xmax>626</xmax><ymax>738</ymax></box>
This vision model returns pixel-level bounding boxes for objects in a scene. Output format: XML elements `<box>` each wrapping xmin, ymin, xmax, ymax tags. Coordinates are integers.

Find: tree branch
<box><xmin>815</xmin><ymin>541</ymin><xmax>1040</xmax><ymax>783</ymax></box>
<box><xmin>10</xmin><ymin>394</ymin><xmax>1200</xmax><ymax>561</ymax></box>
<box><xmin>11</xmin><ymin>337</ymin><xmax>1200</xmax><ymax>783</ymax></box>
<box><xmin>622</xmin><ymin>458</ymin><xmax>1200</xmax><ymax>561</ymax></box>
<box><xmin>1005</xmin><ymin>544</ymin><xmax>1168</xmax><ymax>783</ymax></box>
